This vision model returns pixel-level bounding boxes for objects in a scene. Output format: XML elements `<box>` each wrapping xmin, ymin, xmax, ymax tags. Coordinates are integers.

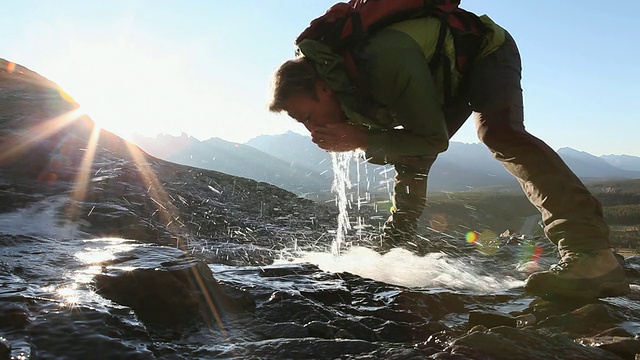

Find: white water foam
<box><xmin>286</xmin><ymin>246</ymin><xmax>524</xmax><ymax>294</ymax></box>
<box><xmin>0</xmin><ymin>196</ymin><xmax>83</xmax><ymax>239</ymax></box>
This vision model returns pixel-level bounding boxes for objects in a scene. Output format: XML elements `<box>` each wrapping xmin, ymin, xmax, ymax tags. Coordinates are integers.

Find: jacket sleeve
<box><xmin>361</xmin><ymin>28</ymin><xmax>450</xmax><ymax>163</ymax></box>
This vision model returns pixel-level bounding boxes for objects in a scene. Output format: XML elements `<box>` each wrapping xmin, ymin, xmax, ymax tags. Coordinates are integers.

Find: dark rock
<box><xmin>391</xmin><ymin>290</ymin><xmax>466</xmax><ymax>320</ymax></box>
<box><xmin>252</xmin><ymin>322</ymin><xmax>309</xmax><ymax>339</ymax></box>
<box><xmin>374</xmin><ymin>320</ymin><xmax>415</xmax><ymax>343</ymax></box>
<box><xmin>468</xmin><ymin>310</ymin><xmax>516</xmax><ymax>328</ymax></box>
<box><xmin>258</xmin><ymin>263</ymin><xmax>321</xmax><ymax>277</ymax></box>
<box><xmin>329</xmin><ymin>318</ymin><xmax>379</xmax><ymax>342</ymax></box>
<box><xmin>423</xmin><ymin>330</ymin><xmax>464</xmax><ymax>351</ymax></box>
<box><xmin>361</xmin><ymin>307</ymin><xmax>430</xmax><ymax>324</ymax></box>
<box><xmin>412</xmin><ymin>322</ymin><xmax>450</xmax><ymax>342</ymax></box>
<box><xmin>0</xmin><ymin>337</ymin><xmax>9</xmax><ymax>360</ymax></box>
<box><xmin>430</xmin><ymin>352</ymin><xmax>476</xmax><ymax>360</ymax></box>
<box><xmin>218</xmin><ymin>282</ymin><xmax>256</xmax><ymax>311</ymax></box>
<box><xmin>577</xmin><ymin>336</ymin><xmax>640</xmax><ymax>360</ymax></box>
<box><xmin>258</xmin><ymin>296</ymin><xmax>333</xmax><ymax>324</ymax></box>
<box><xmin>94</xmin><ymin>242</ymin><xmax>252</xmax><ymax>326</ymax></box>
<box><xmin>371</xmin><ymin>347</ymin><xmax>431</xmax><ymax>359</ymax></box>
<box><xmin>302</xmin><ymin>287</ymin><xmax>352</xmax><ymax>305</ymax></box>
<box><xmin>596</xmin><ymin>327</ymin><xmax>636</xmax><ymax>338</ymax></box>
<box><xmin>0</xmin><ymin>303</ymin><xmax>29</xmax><ymax>329</ymax></box>
<box><xmin>538</xmin><ymin>303</ymin><xmax>626</xmax><ymax>336</ymax></box>
<box><xmin>218</xmin><ymin>338</ymin><xmax>381</xmax><ymax>359</ymax></box>
<box><xmin>264</xmin><ymin>290</ymin><xmax>303</xmax><ymax>304</ymax></box>
<box><xmin>468</xmin><ymin>325</ymin><xmax>488</xmax><ymax>333</ymax></box>
<box><xmin>623</xmin><ymin>256</ymin><xmax>640</xmax><ymax>278</ymax></box>
<box><xmin>448</xmin><ymin>326</ymin><xmax>624</xmax><ymax>360</ymax></box>
<box><xmin>304</xmin><ymin>321</ymin><xmax>341</xmax><ymax>339</ymax></box>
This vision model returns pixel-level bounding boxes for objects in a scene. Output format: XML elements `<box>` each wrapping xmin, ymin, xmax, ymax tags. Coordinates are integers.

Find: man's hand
<box><xmin>311</xmin><ymin>123</ymin><xmax>368</xmax><ymax>152</ymax></box>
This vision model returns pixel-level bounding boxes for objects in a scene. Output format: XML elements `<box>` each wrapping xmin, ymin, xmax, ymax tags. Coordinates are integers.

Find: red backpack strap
<box><xmin>295</xmin><ymin>3</ymin><xmax>352</xmax><ymax>46</ymax></box>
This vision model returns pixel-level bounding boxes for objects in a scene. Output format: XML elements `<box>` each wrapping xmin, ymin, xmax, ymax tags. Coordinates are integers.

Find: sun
<box><xmin>45</xmin><ymin>38</ymin><xmax>187</xmax><ymax>142</ymax></box>
<box><xmin>68</xmin><ymin>88</ymin><xmax>132</xmax><ymax>140</ymax></box>
<box><xmin>53</xmin><ymin>59</ymin><xmax>139</xmax><ymax>141</ymax></box>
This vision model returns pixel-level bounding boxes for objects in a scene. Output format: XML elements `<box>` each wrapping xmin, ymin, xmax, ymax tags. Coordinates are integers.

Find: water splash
<box><xmin>289</xmin><ymin>246</ymin><xmax>524</xmax><ymax>293</ymax></box>
<box><xmin>0</xmin><ymin>196</ymin><xmax>83</xmax><ymax>239</ymax></box>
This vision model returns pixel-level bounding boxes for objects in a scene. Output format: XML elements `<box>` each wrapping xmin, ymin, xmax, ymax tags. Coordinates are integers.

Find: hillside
<box><xmin>602</xmin><ymin>154</ymin><xmax>640</xmax><ymax>172</ymax></box>
<box><xmin>131</xmin><ymin>132</ymin><xmax>332</xmax><ymax>197</ymax></box>
<box><xmin>404</xmin><ymin>179</ymin><xmax>640</xmax><ymax>246</ymax></box>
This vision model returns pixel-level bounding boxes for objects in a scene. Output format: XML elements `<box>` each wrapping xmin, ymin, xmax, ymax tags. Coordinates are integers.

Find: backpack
<box><xmin>295</xmin><ymin>0</ymin><xmax>486</xmax><ymax>105</ymax></box>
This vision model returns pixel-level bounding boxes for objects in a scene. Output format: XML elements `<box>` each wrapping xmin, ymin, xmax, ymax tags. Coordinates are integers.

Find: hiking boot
<box><xmin>524</xmin><ymin>249</ymin><xmax>630</xmax><ymax>299</ymax></box>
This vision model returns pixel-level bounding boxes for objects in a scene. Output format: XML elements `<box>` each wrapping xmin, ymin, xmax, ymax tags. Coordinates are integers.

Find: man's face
<box><xmin>283</xmin><ymin>81</ymin><xmax>344</xmax><ymax>133</ymax></box>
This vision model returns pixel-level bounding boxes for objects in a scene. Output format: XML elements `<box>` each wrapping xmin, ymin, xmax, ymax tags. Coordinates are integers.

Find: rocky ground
<box><xmin>2</xmin><ymin>58</ymin><xmax>640</xmax><ymax>359</ymax></box>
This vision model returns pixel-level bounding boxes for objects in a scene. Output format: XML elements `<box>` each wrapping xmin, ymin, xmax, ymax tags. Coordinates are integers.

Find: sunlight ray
<box><xmin>123</xmin><ymin>141</ymin><xmax>233</xmax><ymax>340</ymax></box>
<box><xmin>67</xmin><ymin>124</ymin><xmax>102</xmax><ymax>218</ymax></box>
<box><xmin>124</xmin><ymin>141</ymin><xmax>180</xmax><ymax>232</ymax></box>
<box><xmin>0</xmin><ymin>107</ymin><xmax>84</xmax><ymax>165</ymax></box>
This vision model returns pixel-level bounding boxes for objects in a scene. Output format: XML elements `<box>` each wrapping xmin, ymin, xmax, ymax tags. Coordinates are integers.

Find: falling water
<box><xmin>329</xmin><ymin>150</ymin><xmax>366</xmax><ymax>255</ymax></box>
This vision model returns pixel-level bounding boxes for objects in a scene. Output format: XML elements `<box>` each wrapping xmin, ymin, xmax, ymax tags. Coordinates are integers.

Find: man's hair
<box><xmin>268</xmin><ymin>57</ymin><xmax>319</xmax><ymax>113</ymax></box>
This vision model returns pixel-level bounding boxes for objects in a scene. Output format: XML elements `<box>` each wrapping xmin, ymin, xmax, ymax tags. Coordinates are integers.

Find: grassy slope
<box><xmin>353</xmin><ymin>179</ymin><xmax>640</xmax><ymax>242</ymax></box>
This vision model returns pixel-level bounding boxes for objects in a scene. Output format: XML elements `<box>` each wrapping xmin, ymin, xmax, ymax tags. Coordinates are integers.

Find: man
<box><xmin>268</xmin><ymin>5</ymin><xmax>629</xmax><ymax>299</ymax></box>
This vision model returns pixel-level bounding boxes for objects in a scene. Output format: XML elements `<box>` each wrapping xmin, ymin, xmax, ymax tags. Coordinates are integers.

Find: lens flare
<box><xmin>430</xmin><ymin>213</ymin><xmax>449</xmax><ymax>232</ymax></box>
<box><xmin>519</xmin><ymin>242</ymin><xmax>544</xmax><ymax>272</ymax></box>
<box><xmin>467</xmin><ymin>230</ymin><xmax>500</xmax><ymax>256</ymax></box>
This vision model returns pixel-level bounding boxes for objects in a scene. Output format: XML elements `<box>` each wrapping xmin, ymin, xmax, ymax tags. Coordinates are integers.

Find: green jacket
<box><xmin>297</xmin><ymin>14</ymin><xmax>506</xmax><ymax>168</ymax></box>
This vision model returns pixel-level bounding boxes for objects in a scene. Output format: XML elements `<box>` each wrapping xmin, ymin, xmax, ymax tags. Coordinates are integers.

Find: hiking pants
<box><xmin>437</xmin><ymin>31</ymin><xmax>610</xmax><ymax>253</ymax></box>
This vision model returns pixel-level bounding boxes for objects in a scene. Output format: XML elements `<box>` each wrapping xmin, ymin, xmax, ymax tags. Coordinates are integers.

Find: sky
<box><xmin>1</xmin><ymin>1</ymin><xmax>639</xmax><ymax>156</ymax></box>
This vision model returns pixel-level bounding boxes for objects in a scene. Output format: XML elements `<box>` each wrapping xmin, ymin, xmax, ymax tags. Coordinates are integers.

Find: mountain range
<box><xmin>131</xmin><ymin>131</ymin><xmax>640</xmax><ymax>197</ymax></box>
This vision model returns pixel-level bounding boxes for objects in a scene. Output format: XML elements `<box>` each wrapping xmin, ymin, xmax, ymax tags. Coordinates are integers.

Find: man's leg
<box><xmin>382</xmin><ymin>105</ymin><xmax>472</xmax><ymax>253</ymax></box>
<box><xmin>470</xmin><ymin>32</ymin><xmax>628</xmax><ymax>298</ymax></box>
<box><xmin>378</xmin><ymin>158</ymin><xmax>433</xmax><ymax>253</ymax></box>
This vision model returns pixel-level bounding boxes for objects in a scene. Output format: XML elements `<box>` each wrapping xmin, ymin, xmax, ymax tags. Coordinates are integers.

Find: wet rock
<box><xmin>577</xmin><ymin>336</ymin><xmax>640</xmax><ymax>360</ymax></box>
<box><xmin>252</xmin><ymin>322</ymin><xmax>309</xmax><ymax>339</ymax></box>
<box><xmin>623</xmin><ymin>256</ymin><xmax>640</xmax><ymax>278</ymax></box>
<box><xmin>265</xmin><ymin>290</ymin><xmax>302</xmax><ymax>304</ymax></box>
<box><xmin>304</xmin><ymin>321</ymin><xmax>341</xmax><ymax>339</ymax></box>
<box><xmin>538</xmin><ymin>303</ymin><xmax>626</xmax><ymax>336</ymax></box>
<box><xmin>258</xmin><ymin>295</ymin><xmax>333</xmax><ymax>324</ymax></box>
<box><xmin>0</xmin><ymin>303</ymin><xmax>29</xmax><ymax>329</ymax></box>
<box><xmin>374</xmin><ymin>320</ymin><xmax>415</xmax><ymax>343</ymax></box>
<box><xmin>220</xmin><ymin>338</ymin><xmax>383</xmax><ymax>359</ymax></box>
<box><xmin>196</xmin><ymin>243</ymin><xmax>276</xmax><ymax>266</ymax></box>
<box><xmin>302</xmin><ymin>287</ymin><xmax>352</xmax><ymax>305</ymax></box>
<box><xmin>371</xmin><ymin>347</ymin><xmax>431</xmax><ymax>359</ymax></box>
<box><xmin>468</xmin><ymin>310</ymin><xmax>516</xmax><ymax>328</ymax></box>
<box><xmin>412</xmin><ymin>322</ymin><xmax>450</xmax><ymax>343</ymax></box>
<box><xmin>422</xmin><ymin>330</ymin><xmax>465</xmax><ymax>351</ymax></box>
<box><xmin>448</xmin><ymin>326</ymin><xmax>623</xmax><ymax>360</ymax></box>
<box><xmin>0</xmin><ymin>337</ymin><xmax>9</xmax><ymax>360</ymax></box>
<box><xmin>596</xmin><ymin>327</ymin><xmax>637</xmax><ymax>338</ymax></box>
<box><xmin>94</xmin><ymin>243</ymin><xmax>253</xmax><ymax>326</ymax></box>
<box><xmin>357</xmin><ymin>307</ymin><xmax>426</xmax><ymax>324</ymax></box>
<box><xmin>329</xmin><ymin>318</ymin><xmax>379</xmax><ymax>342</ymax></box>
<box><xmin>391</xmin><ymin>290</ymin><xmax>466</xmax><ymax>320</ymax></box>
<box><xmin>259</xmin><ymin>263</ymin><xmax>321</xmax><ymax>277</ymax></box>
